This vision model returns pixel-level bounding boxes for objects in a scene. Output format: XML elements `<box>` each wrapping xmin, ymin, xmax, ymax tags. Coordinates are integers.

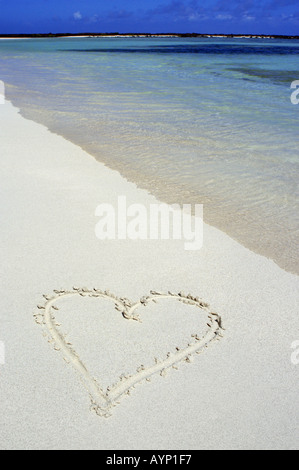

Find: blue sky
<box><xmin>0</xmin><ymin>0</ymin><xmax>298</xmax><ymax>35</ymax></box>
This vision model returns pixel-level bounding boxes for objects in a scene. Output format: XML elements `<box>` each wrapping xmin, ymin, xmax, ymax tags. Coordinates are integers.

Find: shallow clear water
<box><xmin>0</xmin><ymin>37</ymin><xmax>298</xmax><ymax>273</ymax></box>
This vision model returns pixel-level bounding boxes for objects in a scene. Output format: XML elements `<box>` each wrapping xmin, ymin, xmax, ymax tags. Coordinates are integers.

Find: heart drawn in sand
<box><xmin>34</xmin><ymin>288</ymin><xmax>224</xmax><ymax>417</ymax></box>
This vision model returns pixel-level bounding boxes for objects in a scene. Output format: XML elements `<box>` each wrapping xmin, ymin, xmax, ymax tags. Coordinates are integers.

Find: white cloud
<box><xmin>243</xmin><ymin>14</ymin><xmax>256</xmax><ymax>21</ymax></box>
<box><xmin>216</xmin><ymin>14</ymin><xmax>233</xmax><ymax>20</ymax></box>
<box><xmin>188</xmin><ymin>13</ymin><xmax>209</xmax><ymax>21</ymax></box>
<box><xmin>73</xmin><ymin>11</ymin><xmax>83</xmax><ymax>21</ymax></box>
<box><xmin>89</xmin><ymin>14</ymin><xmax>99</xmax><ymax>23</ymax></box>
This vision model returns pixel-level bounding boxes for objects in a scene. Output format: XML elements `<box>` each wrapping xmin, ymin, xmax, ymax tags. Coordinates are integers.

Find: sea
<box><xmin>0</xmin><ymin>36</ymin><xmax>298</xmax><ymax>273</ymax></box>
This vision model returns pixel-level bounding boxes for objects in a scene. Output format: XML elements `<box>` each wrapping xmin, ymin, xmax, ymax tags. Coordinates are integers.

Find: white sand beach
<box><xmin>0</xmin><ymin>100</ymin><xmax>298</xmax><ymax>450</ymax></box>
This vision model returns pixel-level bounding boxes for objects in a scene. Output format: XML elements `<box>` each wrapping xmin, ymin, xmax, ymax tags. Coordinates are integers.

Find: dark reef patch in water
<box><xmin>227</xmin><ymin>67</ymin><xmax>299</xmax><ymax>84</ymax></box>
<box><xmin>59</xmin><ymin>44</ymin><xmax>299</xmax><ymax>56</ymax></box>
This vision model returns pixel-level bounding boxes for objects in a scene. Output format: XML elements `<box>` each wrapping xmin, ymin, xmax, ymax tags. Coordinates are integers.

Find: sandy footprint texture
<box><xmin>34</xmin><ymin>288</ymin><xmax>225</xmax><ymax>417</ymax></box>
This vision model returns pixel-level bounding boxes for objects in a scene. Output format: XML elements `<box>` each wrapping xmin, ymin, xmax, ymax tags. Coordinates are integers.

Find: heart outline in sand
<box><xmin>34</xmin><ymin>288</ymin><xmax>224</xmax><ymax>417</ymax></box>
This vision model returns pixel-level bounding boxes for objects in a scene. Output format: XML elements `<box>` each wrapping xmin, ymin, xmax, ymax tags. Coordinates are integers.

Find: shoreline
<box><xmin>0</xmin><ymin>100</ymin><xmax>298</xmax><ymax>449</ymax></box>
<box><xmin>7</xmin><ymin>89</ymin><xmax>298</xmax><ymax>278</ymax></box>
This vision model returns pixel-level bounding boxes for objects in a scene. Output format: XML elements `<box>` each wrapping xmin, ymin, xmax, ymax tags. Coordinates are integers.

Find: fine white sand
<box><xmin>0</xmin><ymin>100</ymin><xmax>298</xmax><ymax>450</ymax></box>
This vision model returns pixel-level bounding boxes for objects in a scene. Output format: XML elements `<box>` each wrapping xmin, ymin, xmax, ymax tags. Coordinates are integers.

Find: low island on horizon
<box><xmin>1</xmin><ymin>32</ymin><xmax>299</xmax><ymax>39</ymax></box>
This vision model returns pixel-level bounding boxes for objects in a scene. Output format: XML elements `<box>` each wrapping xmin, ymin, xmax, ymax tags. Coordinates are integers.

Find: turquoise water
<box><xmin>0</xmin><ymin>37</ymin><xmax>299</xmax><ymax>273</ymax></box>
